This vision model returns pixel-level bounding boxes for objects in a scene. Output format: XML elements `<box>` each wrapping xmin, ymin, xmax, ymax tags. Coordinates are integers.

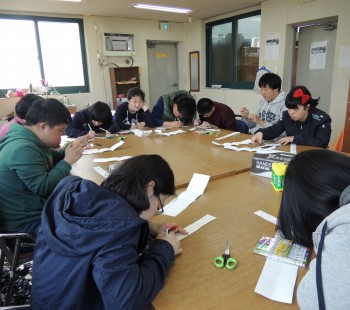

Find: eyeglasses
<box><xmin>157</xmin><ymin>196</ymin><xmax>164</xmax><ymax>215</ymax></box>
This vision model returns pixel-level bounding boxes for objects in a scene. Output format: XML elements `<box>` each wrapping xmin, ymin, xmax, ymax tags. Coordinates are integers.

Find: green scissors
<box><xmin>214</xmin><ymin>240</ymin><xmax>237</xmax><ymax>270</ymax></box>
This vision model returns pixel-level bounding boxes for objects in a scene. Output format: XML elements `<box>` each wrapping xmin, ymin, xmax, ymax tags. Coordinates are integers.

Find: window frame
<box><xmin>0</xmin><ymin>14</ymin><xmax>90</xmax><ymax>97</ymax></box>
<box><xmin>206</xmin><ymin>10</ymin><xmax>261</xmax><ymax>90</ymax></box>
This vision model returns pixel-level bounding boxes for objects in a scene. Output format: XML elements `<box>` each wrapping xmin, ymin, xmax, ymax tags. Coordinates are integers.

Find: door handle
<box><xmin>171</xmin><ymin>83</ymin><xmax>178</xmax><ymax>87</ymax></box>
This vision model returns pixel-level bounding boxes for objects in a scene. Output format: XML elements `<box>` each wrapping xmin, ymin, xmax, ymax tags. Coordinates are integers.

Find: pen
<box><xmin>99</xmin><ymin>128</ymin><xmax>108</xmax><ymax>132</ymax></box>
<box><xmin>88</xmin><ymin>123</ymin><xmax>92</xmax><ymax>131</ymax></box>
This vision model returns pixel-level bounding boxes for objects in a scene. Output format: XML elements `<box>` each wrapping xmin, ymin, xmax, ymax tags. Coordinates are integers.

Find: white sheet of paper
<box><xmin>93</xmin><ymin>166</ymin><xmax>110</xmax><ymax>178</ymax></box>
<box><xmin>254</xmin><ymin>210</ymin><xmax>277</xmax><ymax>225</ymax></box>
<box><xmin>177</xmin><ymin>214</ymin><xmax>216</xmax><ymax>241</ymax></box>
<box><xmin>83</xmin><ymin>140</ymin><xmax>124</xmax><ymax>155</ymax></box>
<box><xmin>156</xmin><ymin>129</ymin><xmax>186</xmax><ymax>136</ymax></box>
<box><xmin>255</xmin><ymin>258</ymin><xmax>298</xmax><ymax>304</ymax></box>
<box><xmin>163</xmin><ymin>173</ymin><xmax>210</xmax><ymax>217</ymax></box>
<box><xmin>131</xmin><ymin>129</ymin><xmax>152</xmax><ymax>137</ymax></box>
<box><xmin>93</xmin><ymin>156</ymin><xmax>132</xmax><ymax>163</ymax></box>
<box><xmin>214</xmin><ymin>131</ymin><xmax>241</xmax><ymax>141</ymax></box>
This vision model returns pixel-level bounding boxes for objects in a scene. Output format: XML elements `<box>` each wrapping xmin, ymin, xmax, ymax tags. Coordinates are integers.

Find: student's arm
<box><xmin>114</xmin><ymin>104</ymin><xmax>131</xmax><ymax>130</ymax></box>
<box><xmin>10</xmin><ymin>143</ymin><xmax>73</xmax><ymax>199</ymax></box>
<box><xmin>256</xmin><ymin>119</ymin><xmax>286</xmax><ymax>141</ymax></box>
<box><xmin>140</xmin><ymin>109</ymin><xmax>156</xmax><ymax>128</ymax></box>
<box><xmin>151</xmin><ymin>97</ymin><xmax>165</xmax><ymax>127</ymax></box>
<box><xmin>293</xmin><ymin>117</ymin><xmax>332</xmax><ymax>148</ymax></box>
<box><xmin>65</xmin><ymin>112</ymin><xmax>89</xmax><ymax>138</ymax></box>
<box><xmin>105</xmin><ymin>122</ymin><xmax>119</xmax><ymax>134</ymax></box>
<box><xmin>93</xmin><ymin>227</ymin><xmax>175</xmax><ymax>309</ymax></box>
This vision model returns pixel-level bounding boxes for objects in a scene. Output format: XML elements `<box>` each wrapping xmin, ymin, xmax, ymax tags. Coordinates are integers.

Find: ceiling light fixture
<box><xmin>132</xmin><ymin>3</ymin><xmax>192</xmax><ymax>14</ymax></box>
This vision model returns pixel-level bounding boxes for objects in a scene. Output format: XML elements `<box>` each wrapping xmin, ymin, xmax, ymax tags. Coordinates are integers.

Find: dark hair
<box><xmin>197</xmin><ymin>98</ymin><xmax>214</xmax><ymax>115</ymax></box>
<box><xmin>88</xmin><ymin>101</ymin><xmax>112</xmax><ymax>124</ymax></box>
<box><xmin>25</xmin><ymin>98</ymin><xmax>72</xmax><ymax>127</ymax></box>
<box><xmin>285</xmin><ymin>85</ymin><xmax>319</xmax><ymax>109</ymax></box>
<box><xmin>258</xmin><ymin>73</ymin><xmax>282</xmax><ymax>91</ymax></box>
<box><xmin>127</xmin><ymin>87</ymin><xmax>145</xmax><ymax>101</ymax></box>
<box><xmin>175</xmin><ymin>95</ymin><xmax>196</xmax><ymax>124</ymax></box>
<box><xmin>277</xmin><ymin>150</ymin><xmax>350</xmax><ymax>247</ymax></box>
<box><xmin>101</xmin><ymin>154</ymin><xmax>175</xmax><ymax>214</ymax></box>
<box><xmin>15</xmin><ymin>94</ymin><xmax>44</xmax><ymax>119</ymax></box>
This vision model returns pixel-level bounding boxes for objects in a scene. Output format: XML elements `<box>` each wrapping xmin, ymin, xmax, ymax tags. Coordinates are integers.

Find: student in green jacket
<box><xmin>0</xmin><ymin>98</ymin><xmax>88</xmax><ymax>238</ymax></box>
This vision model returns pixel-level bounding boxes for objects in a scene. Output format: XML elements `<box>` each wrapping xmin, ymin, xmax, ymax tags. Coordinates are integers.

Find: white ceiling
<box><xmin>0</xmin><ymin>0</ymin><xmax>262</xmax><ymax>23</ymax></box>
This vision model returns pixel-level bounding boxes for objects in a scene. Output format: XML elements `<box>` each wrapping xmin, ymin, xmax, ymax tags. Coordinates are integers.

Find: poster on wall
<box><xmin>339</xmin><ymin>46</ymin><xmax>350</xmax><ymax>68</ymax></box>
<box><xmin>265</xmin><ymin>33</ymin><xmax>279</xmax><ymax>61</ymax></box>
<box><xmin>309</xmin><ymin>41</ymin><xmax>327</xmax><ymax>70</ymax></box>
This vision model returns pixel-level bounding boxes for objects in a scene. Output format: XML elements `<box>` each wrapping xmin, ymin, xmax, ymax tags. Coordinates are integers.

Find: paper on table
<box><xmin>83</xmin><ymin>140</ymin><xmax>124</xmax><ymax>155</ymax></box>
<box><xmin>255</xmin><ymin>258</ymin><xmax>298</xmax><ymax>304</ymax></box>
<box><xmin>156</xmin><ymin>129</ymin><xmax>186</xmax><ymax>136</ymax></box>
<box><xmin>93</xmin><ymin>166</ymin><xmax>110</xmax><ymax>178</ymax></box>
<box><xmin>93</xmin><ymin>156</ymin><xmax>132</xmax><ymax>163</ymax></box>
<box><xmin>131</xmin><ymin>129</ymin><xmax>152</xmax><ymax>137</ymax></box>
<box><xmin>177</xmin><ymin>214</ymin><xmax>216</xmax><ymax>241</ymax></box>
<box><xmin>254</xmin><ymin>210</ymin><xmax>277</xmax><ymax>225</ymax></box>
<box><xmin>214</xmin><ymin>132</ymin><xmax>240</xmax><ymax>141</ymax></box>
<box><xmin>163</xmin><ymin>173</ymin><xmax>210</xmax><ymax>217</ymax></box>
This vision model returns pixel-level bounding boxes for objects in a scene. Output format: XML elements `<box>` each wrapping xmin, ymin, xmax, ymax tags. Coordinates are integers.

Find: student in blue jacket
<box><xmin>251</xmin><ymin>85</ymin><xmax>331</xmax><ymax>148</ymax></box>
<box><xmin>32</xmin><ymin>154</ymin><xmax>186</xmax><ymax>310</ymax></box>
<box><xmin>114</xmin><ymin>87</ymin><xmax>155</xmax><ymax>130</ymax></box>
<box><xmin>66</xmin><ymin>101</ymin><xmax>119</xmax><ymax>138</ymax></box>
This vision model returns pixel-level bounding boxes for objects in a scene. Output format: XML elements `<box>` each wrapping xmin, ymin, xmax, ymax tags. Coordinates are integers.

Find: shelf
<box><xmin>115</xmin><ymin>81</ymin><xmax>139</xmax><ymax>85</ymax></box>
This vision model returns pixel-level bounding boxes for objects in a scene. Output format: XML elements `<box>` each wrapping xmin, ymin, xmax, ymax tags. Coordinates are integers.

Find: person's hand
<box><xmin>278</xmin><ymin>136</ymin><xmax>294</xmax><ymax>146</ymax></box>
<box><xmin>158</xmin><ymin>231</ymin><xmax>182</xmax><ymax>255</ymax></box>
<box><xmin>76</xmin><ymin>134</ymin><xmax>89</xmax><ymax>147</ymax></box>
<box><xmin>201</xmin><ymin>121</ymin><xmax>218</xmax><ymax>129</ymax></box>
<box><xmin>149</xmin><ymin>222</ymin><xmax>188</xmax><ymax>236</ymax></box>
<box><xmin>64</xmin><ymin>140</ymin><xmax>84</xmax><ymax>165</ymax></box>
<box><xmin>88</xmin><ymin>130</ymin><xmax>96</xmax><ymax>139</ymax></box>
<box><xmin>251</xmin><ymin>132</ymin><xmax>263</xmax><ymax>145</ymax></box>
<box><xmin>248</xmin><ymin>114</ymin><xmax>262</xmax><ymax>124</ymax></box>
<box><xmin>169</xmin><ymin>121</ymin><xmax>182</xmax><ymax>128</ymax></box>
<box><xmin>142</xmin><ymin>104</ymin><xmax>149</xmax><ymax>112</ymax></box>
<box><xmin>193</xmin><ymin>119</ymin><xmax>201</xmax><ymax>126</ymax></box>
<box><xmin>240</xmin><ymin>107</ymin><xmax>249</xmax><ymax>119</ymax></box>
<box><xmin>136</xmin><ymin>122</ymin><xmax>146</xmax><ymax>129</ymax></box>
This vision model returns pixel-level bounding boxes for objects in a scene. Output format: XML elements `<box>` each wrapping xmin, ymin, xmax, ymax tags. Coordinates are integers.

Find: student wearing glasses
<box><xmin>114</xmin><ymin>87</ymin><xmax>155</xmax><ymax>130</ymax></box>
<box><xmin>32</xmin><ymin>154</ymin><xmax>186</xmax><ymax>309</ymax></box>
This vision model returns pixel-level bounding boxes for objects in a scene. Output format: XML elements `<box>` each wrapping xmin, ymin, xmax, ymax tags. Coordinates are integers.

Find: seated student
<box><xmin>32</xmin><ymin>154</ymin><xmax>186</xmax><ymax>309</ymax></box>
<box><xmin>276</xmin><ymin>150</ymin><xmax>350</xmax><ymax>310</ymax></box>
<box><xmin>0</xmin><ymin>99</ymin><xmax>88</xmax><ymax>238</ymax></box>
<box><xmin>251</xmin><ymin>85</ymin><xmax>331</xmax><ymax>148</ymax></box>
<box><xmin>195</xmin><ymin>98</ymin><xmax>236</xmax><ymax>131</ymax></box>
<box><xmin>151</xmin><ymin>90</ymin><xmax>196</xmax><ymax>127</ymax></box>
<box><xmin>114</xmin><ymin>87</ymin><xmax>155</xmax><ymax>130</ymax></box>
<box><xmin>0</xmin><ymin>93</ymin><xmax>42</xmax><ymax>139</ymax></box>
<box><xmin>240</xmin><ymin>72</ymin><xmax>287</xmax><ymax>134</ymax></box>
<box><xmin>66</xmin><ymin>101</ymin><xmax>119</xmax><ymax>138</ymax></box>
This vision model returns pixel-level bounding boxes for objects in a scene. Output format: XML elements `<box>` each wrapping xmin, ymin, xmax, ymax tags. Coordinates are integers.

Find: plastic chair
<box><xmin>0</xmin><ymin>234</ymin><xmax>35</xmax><ymax>306</ymax></box>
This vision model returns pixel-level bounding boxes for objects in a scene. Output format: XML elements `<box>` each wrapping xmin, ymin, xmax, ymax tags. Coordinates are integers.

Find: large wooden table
<box><xmin>71</xmin><ymin>129</ymin><xmax>314</xmax><ymax>189</ymax></box>
<box><xmin>70</xmin><ymin>129</ymin><xmax>316</xmax><ymax>309</ymax></box>
<box><xmin>71</xmin><ymin>130</ymin><xmax>255</xmax><ymax>189</ymax></box>
<box><xmin>152</xmin><ymin>173</ymin><xmax>309</xmax><ymax>309</ymax></box>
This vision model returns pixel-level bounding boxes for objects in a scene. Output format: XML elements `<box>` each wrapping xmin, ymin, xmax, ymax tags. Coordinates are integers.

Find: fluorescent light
<box><xmin>132</xmin><ymin>3</ymin><xmax>192</xmax><ymax>14</ymax></box>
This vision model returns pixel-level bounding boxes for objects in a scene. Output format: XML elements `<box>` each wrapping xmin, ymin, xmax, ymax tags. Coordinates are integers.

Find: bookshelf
<box><xmin>109</xmin><ymin>67</ymin><xmax>140</xmax><ymax>108</ymax></box>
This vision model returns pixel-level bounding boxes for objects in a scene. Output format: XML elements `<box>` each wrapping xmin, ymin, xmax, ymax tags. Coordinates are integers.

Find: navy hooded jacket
<box><xmin>31</xmin><ymin>176</ymin><xmax>175</xmax><ymax>309</ymax></box>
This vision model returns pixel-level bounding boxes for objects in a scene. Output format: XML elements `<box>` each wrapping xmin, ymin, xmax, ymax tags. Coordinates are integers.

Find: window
<box><xmin>0</xmin><ymin>15</ymin><xmax>89</xmax><ymax>97</ymax></box>
<box><xmin>206</xmin><ymin>11</ymin><xmax>261</xmax><ymax>89</ymax></box>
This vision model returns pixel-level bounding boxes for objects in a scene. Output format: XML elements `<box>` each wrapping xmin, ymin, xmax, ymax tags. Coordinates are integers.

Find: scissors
<box><xmin>214</xmin><ymin>241</ymin><xmax>237</xmax><ymax>270</ymax></box>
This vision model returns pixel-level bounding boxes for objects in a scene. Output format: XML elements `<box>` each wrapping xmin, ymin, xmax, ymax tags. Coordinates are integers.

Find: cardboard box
<box><xmin>251</xmin><ymin>152</ymin><xmax>294</xmax><ymax>178</ymax></box>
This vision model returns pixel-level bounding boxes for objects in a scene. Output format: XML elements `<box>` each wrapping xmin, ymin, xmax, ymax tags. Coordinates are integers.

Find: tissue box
<box><xmin>251</xmin><ymin>152</ymin><xmax>294</xmax><ymax>178</ymax></box>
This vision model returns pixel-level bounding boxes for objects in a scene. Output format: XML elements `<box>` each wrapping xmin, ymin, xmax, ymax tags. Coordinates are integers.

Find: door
<box><xmin>294</xmin><ymin>21</ymin><xmax>337</xmax><ymax>113</ymax></box>
<box><xmin>147</xmin><ymin>42</ymin><xmax>178</xmax><ymax>108</ymax></box>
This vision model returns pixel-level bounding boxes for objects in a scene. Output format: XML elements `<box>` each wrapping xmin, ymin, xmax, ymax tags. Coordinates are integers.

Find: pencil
<box><xmin>88</xmin><ymin>123</ymin><xmax>92</xmax><ymax>131</ymax></box>
<box><xmin>99</xmin><ymin>128</ymin><xmax>108</xmax><ymax>132</ymax></box>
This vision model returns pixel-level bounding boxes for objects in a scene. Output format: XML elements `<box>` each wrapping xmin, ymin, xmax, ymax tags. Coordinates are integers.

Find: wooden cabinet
<box><xmin>109</xmin><ymin>67</ymin><xmax>140</xmax><ymax>108</ymax></box>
